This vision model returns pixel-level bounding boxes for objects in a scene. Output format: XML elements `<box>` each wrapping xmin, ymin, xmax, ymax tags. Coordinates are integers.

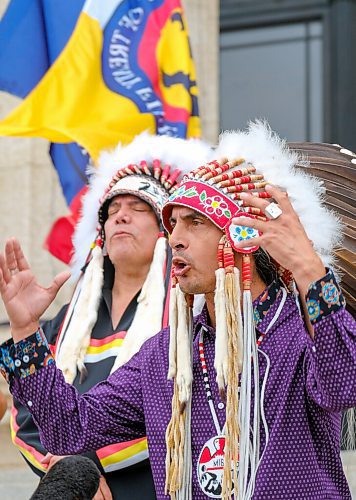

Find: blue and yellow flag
<box><xmin>0</xmin><ymin>0</ymin><xmax>84</xmax><ymax>99</ymax></box>
<box><xmin>0</xmin><ymin>0</ymin><xmax>87</xmax><ymax>205</ymax></box>
<box><xmin>0</xmin><ymin>0</ymin><xmax>200</xmax><ymax>162</ymax></box>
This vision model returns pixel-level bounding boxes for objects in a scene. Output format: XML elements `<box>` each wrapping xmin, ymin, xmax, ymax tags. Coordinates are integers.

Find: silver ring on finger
<box><xmin>265</xmin><ymin>202</ymin><xmax>283</xmax><ymax>220</ymax></box>
<box><xmin>10</xmin><ymin>267</ymin><xmax>18</xmax><ymax>275</ymax></box>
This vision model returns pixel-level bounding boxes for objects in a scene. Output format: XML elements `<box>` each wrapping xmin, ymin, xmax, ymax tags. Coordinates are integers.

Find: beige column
<box><xmin>183</xmin><ymin>0</ymin><xmax>219</xmax><ymax>143</ymax></box>
<box><xmin>0</xmin><ymin>103</ymin><xmax>72</xmax><ymax>325</ymax></box>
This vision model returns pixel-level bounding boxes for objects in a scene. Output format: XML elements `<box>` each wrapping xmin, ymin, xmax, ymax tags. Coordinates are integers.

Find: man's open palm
<box><xmin>0</xmin><ymin>239</ymin><xmax>70</xmax><ymax>340</ymax></box>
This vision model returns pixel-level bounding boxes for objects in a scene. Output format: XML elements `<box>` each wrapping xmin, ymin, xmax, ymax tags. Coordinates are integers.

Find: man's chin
<box><xmin>177</xmin><ymin>277</ymin><xmax>204</xmax><ymax>295</ymax></box>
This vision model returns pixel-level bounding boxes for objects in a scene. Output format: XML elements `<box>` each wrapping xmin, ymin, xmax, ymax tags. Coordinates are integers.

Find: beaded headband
<box><xmin>98</xmin><ymin>159</ymin><xmax>181</xmax><ymax>225</ymax></box>
<box><xmin>162</xmin><ymin>157</ymin><xmax>271</xmax><ymax>254</ymax></box>
<box><xmin>94</xmin><ymin>160</ymin><xmax>182</xmax><ymax>249</ymax></box>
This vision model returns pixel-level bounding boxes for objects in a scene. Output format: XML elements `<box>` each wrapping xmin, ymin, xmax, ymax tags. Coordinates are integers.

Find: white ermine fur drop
<box><xmin>110</xmin><ymin>236</ymin><xmax>167</xmax><ymax>373</ymax></box>
<box><xmin>214</xmin><ymin>267</ymin><xmax>228</xmax><ymax>391</ymax></box>
<box><xmin>56</xmin><ymin>245</ymin><xmax>104</xmax><ymax>383</ymax></box>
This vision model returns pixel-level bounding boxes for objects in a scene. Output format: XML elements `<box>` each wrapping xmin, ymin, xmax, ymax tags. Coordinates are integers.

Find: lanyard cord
<box><xmin>198</xmin><ymin>287</ymin><xmax>287</xmax><ymax>435</ymax></box>
<box><xmin>199</xmin><ymin>334</ymin><xmax>222</xmax><ymax>435</ymax></box>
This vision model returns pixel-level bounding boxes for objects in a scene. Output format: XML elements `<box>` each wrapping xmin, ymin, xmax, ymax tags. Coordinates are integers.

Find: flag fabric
<box><xmin>0</xmin><ymin>0</ymin><xmax>200</xmax><ymax>162</ymax></box>
<box><xmin>0</xmin><ymin>0</ymin><xmax>200</xmax><ymax>262</ymax></box>
<box><xmin>0</xmin><ymin>0</ymin><xmax>85</xmax><ymax>98</ymax></box>
<box><xmin>0</xmin><ymin>0</ymin><xmax>87</xmax><ymax>205</ymax></box>
<box><xmin>49</xmin><ymin>142</ymin><xmax>88</xmax><ymax>205</ymax></box>
<box><xmin>0</xmin><ymin>0</ymin><xmax>48</xmax><ymax>98</ymax></box>
<box><xmin>44</xmin><ymin>186</ymin><xmax>88</xmax><ymax>264</ymax></box>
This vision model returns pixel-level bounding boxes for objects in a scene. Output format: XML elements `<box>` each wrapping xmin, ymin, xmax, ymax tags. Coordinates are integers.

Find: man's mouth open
<box><xmin>172</xmin><ymin>258</ymin><xmax>192</xmax><ymax>277</ymax></box>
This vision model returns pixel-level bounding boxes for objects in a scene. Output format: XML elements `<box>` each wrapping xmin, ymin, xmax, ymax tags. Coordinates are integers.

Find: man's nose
<box><xmin>169</xmin><ymin>223</ymin><xmax>187</xmax><ymax>250</ymax></box>
<box><xmin>114</xmin><ymin>207</ymin><xmax>130</xmax><ymax>224</ymax></box>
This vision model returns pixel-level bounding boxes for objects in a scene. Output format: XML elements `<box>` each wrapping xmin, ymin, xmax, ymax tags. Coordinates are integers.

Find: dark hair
<box><xmin>254</xmin><ymin>248</ymin><xmax>279</xmax><ymax>286</ymax></box>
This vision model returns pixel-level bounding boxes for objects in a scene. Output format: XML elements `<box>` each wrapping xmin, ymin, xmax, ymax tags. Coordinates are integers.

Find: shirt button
<box><xmin>312</xmin><ymin>346</ymin><xmax>316</xmax><ymax>353</ymax></box>
<box><xmin>218</xmin><ymin>402</ymin><xmax>225</xmax><ymax>410</ymax></box>
<box><xmin>27</xmin><ymin>401</ymin><xmax>33</xmax><ymax>407</ymax></box>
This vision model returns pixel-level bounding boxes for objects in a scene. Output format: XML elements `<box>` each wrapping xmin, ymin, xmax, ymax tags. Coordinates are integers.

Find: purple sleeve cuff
<box><xmin>0</xmin><ymin>329</ymin><xmax>54</xmax><ymax>383</ymax></box>
<box><xmin>306</xmin><ymin>268</ymin><xmax>346</xmax><ymax>325</ymax></box>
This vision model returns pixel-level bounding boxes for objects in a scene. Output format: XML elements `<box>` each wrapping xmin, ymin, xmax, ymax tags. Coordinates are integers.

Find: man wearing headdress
<box><xmin>0</xmin><ymin>123</ymin><xmax>355</xmax><ymax>499</ymax></box>
<box><xmin>7</xmin><ymin>133</ymin><xmax>211</xmax><ymax>499</ymax></box>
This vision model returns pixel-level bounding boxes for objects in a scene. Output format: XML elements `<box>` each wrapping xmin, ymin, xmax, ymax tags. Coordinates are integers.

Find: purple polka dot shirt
<box><xmin>1</xmin><ymin>270</ymin><xmax>356</xmax><ymax>499</ymax></box>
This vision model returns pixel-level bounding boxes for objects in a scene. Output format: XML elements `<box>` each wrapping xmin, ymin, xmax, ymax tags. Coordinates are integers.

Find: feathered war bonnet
<box><xmin>55</xmin><ymin>132</ymin><xmax>212</xmax><ymax>384</ymax></box>
<box><xmin>161</xmin><ymin>121</ymin><xmax>342</xmax><ymax>499</ymax></box>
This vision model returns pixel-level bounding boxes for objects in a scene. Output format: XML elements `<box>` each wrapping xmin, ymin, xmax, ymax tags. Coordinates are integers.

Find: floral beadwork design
<box><xmin>254</xmin><ymin>282</ymin><xmax>281</xmax><ymax>328</ymax></box>
<box><xmin>0</xmin><ymin>346</ymin><xmax>15</xmax><ymax>383</ymax></box>
<box><xmin>199</xmin><ymin>191</ymin><xmax>231</xmax><ymax>218</ymax></box>
<box><xmin>168</xmin><ymin>184</ymin><xmax>198</xmax><ymax>201</ymax></box>
<box><xmin>169</xmin><ymin>185</ymin><xmax>233</xmax><ymax>221</ymax></box>
<box><xmin>321</xmin><ymin>281</ymin><xmax>341</xmax><ymax>306</ymax></box>
<box><xmin>306</xmin><ymin>270</ymin><xmax>345</xmax><ymax>325</ymax></box>
<box><xmin>229</xmin><ymin>224</ymin><xmax>258</xmax><ymax>244</ymax></box>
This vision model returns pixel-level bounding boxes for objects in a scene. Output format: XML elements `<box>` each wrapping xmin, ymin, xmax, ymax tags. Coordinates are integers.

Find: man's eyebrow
<box><xmin>108</xmin><ymin>199</ymin><xmax>120</xmax><ymax>209</ymax></box>
<box><xmin>170</xmin><ymin>211</ymin><xmax>206</xmax><ymax>223</ymax></box>
<box><xmin>128</xmin><ymin>199</ymin><xmax>147</xmax><ymax>206</ymax></box>
<box><xmin>108</xmin><ymin>198</ymin><xmax>147</xmax><ymax>209</ymax></box>
<box><xmin>168</xmin><ymin>215</ymin><xmax>176</xmax><ymax>225</ymax></box>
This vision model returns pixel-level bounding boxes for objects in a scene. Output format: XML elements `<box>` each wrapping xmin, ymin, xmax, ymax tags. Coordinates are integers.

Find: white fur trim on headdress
<box><xmin>214</xmin><ymin>268</ymin><xmax>228</xmax><ymax>390</ymax></box>
<box><xmin>71</xmin><ymin>132</ymin><xmax>212</xmax><ymax>279</ymax></box>
<box><xmin>214</xmin><ymin>120</ymin><xmax>342</xmax><ymax>269</ymax></box>
<box><xmin>56</xmin><ymin>246</ymin><xmax>104</xmax><ymax>383</ymax></box>
<box><xmin>110</xmin><ymin>236</ymin><xmax>167</xmax><ymax>373</ymax></box>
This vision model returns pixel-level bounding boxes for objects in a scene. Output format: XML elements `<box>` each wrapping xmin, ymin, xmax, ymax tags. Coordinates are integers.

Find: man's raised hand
<box><xmin>0</xmin><ymin>238</ymin><xmax>70</xmax><ymax>342</ymax></box>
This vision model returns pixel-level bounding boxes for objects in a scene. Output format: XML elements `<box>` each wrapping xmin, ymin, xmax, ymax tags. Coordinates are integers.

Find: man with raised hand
<box><xmin>0</xmin><ymin>123</ymin><xmax>355</xmax><ymax>499</ymax></box>
<box><xmin>4</xmin><ymin>133</ymin><xmax>211</xmax><ymax>500</ymax></box>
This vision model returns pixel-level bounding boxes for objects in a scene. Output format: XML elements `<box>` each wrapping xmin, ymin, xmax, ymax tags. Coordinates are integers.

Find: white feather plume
<box><xmin>71</xmin><ymin>132</ymin><xmax>212</xmax><ymax>279</ymax></box>
<box><xmin>214</xmin><ymin>120</ymin><xmax>342</xmax><ymax>269</ymax></box>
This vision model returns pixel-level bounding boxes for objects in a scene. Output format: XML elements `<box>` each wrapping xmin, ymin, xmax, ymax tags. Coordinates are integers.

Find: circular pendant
<box><xmin>197</xmin><ymin>435</ymin><xmax>237</xmax><ymax>498</ymax></box>
<box><xmin>225</xmin><ymin>213</ymin><xmax>260</xmax><ymax>254</ymax></box>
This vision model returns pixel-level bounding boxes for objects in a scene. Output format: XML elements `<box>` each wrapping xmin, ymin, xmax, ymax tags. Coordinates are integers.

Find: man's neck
<box><xmin>110</xmin><ymin>262</ymin><xmax>151</xmax><ymax>327</ymax></box>
<box><xmin>205</xmin><ymin>271</ymin><xmax>267</xmax><ymax>329</ymax></box>
<box><xmin>112</xmin><ymin>264</ymin><xmax>150</xmax><ymax>295</ymax></box>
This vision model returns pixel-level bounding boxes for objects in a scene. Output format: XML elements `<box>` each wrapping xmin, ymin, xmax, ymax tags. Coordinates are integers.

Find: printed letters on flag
<box><xmin>0</xmin><ymin>0</ymin><xmax>200</xmax><ymax>161</ymax></box>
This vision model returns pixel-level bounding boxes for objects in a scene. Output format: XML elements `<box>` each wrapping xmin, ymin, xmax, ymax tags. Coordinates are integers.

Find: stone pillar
<box><xmin>183</xmin><ymin>0</ymin><xmax>219</xmax><ymax>143</ymax></box>
<box><xmin>0</xmin><ymin>98</ymin><xmax>72</xmax><ymax>326</ymax></box>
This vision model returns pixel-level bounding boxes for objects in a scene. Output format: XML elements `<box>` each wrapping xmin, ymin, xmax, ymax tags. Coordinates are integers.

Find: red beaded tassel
<box><xmin>217</xmin><ymin>237</ymin><xmax>225</xmax><ymax>269</ymax></box>
<box><xmin>161</xmin><ymin>164</ymin><xmax>171</xmax><ymax>186</ymax></box>
<box><xmin>214</xmin><ymin>165</ymin><xmax>256</xmax><ymax>185</ymax></box>
<box><xmin>153</xmin><ymin>159</ymin><xmax>162</xmax><ymax>179</ymax></box>
<box><xmin>223</xmin><ymin>242</ymin><xmax>235</xmax><ymax>274</ymax></box>
<box><xmin>139</xmin><ymin>160</ymin><xmax>151</xmax><ymax>176</ymax></box>
<box><xmin>242</xmin><ymin>254</ymin><xmax>252</xmax><ymax>291</ymax></box>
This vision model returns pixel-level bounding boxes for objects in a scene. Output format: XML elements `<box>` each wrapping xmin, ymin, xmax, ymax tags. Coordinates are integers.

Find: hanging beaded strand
<box><xmin>221</xmin><ymin>240</ymin><xmax>241</xmax><ymax>499</ymax></box>
<box><xmin>242</xmin><ymin>254</ymin><xmax>252</xmax><ymax>291</ymax></box>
